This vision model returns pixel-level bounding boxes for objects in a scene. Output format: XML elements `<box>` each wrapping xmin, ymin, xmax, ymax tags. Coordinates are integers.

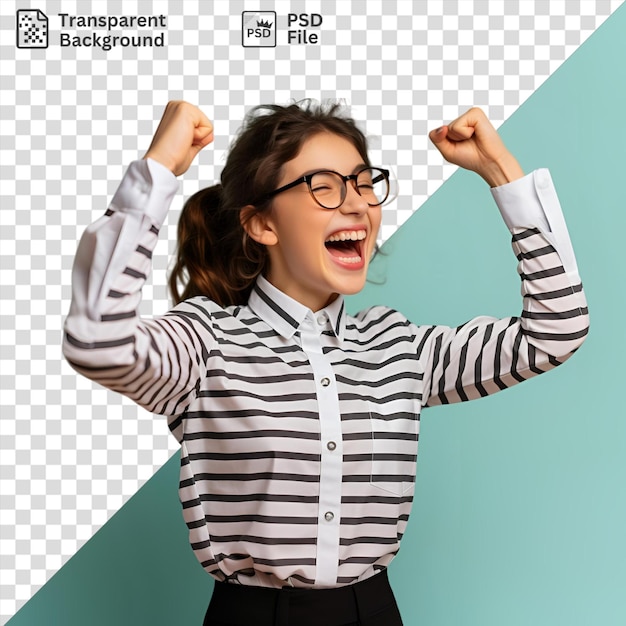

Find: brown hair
<box><xmin>168</xmin><ymin>100</ymin><xmax>371</xmax><ymax>307</ymax></box>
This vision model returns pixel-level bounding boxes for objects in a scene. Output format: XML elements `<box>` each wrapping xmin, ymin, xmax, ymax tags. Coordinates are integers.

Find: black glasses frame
<box><xmin>257</xmin><ymin>167</ymin><xmax>390</xmax><ymax>209</ymax></box>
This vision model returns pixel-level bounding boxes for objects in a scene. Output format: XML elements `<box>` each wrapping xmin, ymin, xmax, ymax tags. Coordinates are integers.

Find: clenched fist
<box><xmin>429</xmin><ymin>107</ymin><xmax>524</xmax><ymax>187</ymax></box>
<box><xmin>144</xmin><ymin>101</ymin><xmax>214</xmax><ymax>176</ymax></box>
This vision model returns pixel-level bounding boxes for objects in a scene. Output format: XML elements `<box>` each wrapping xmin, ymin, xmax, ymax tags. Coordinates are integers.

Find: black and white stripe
<box><xmin>63</xmin><ymin>160</ymin><xmax>589</xmax><ymax>590</ymax></box>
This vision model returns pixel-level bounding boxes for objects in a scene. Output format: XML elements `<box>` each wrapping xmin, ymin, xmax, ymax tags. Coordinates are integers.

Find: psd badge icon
<box><xmin>16</xmin><ymin>9</ymin><xmax>49</xmax><ymax>49</ymax></box>
<box><xmin>242</xmin><ymin>11</ymin><xmax>276</xmax><ymax>47</ymax></box>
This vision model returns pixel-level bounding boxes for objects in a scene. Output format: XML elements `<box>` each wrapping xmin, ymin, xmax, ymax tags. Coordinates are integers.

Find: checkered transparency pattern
<box><xmin>0</xmin><ymin>0</ymin><xmax>622</xmax><ymax>622</ymax></box>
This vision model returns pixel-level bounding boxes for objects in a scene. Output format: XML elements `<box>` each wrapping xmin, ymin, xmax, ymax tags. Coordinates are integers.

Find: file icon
<box><xmin>16</xmin><ymin>9</ymin><xmax>48</xmax><ymax>49</ymax></box>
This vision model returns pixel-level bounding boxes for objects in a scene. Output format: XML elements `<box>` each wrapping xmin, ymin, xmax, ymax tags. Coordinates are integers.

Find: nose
<box><xmin>339</xmin><ymin>180</ymin><xmax>369</xmax><ymax>214</ymax></box>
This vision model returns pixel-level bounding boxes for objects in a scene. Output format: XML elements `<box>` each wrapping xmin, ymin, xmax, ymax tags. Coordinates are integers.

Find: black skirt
<box><xmin>203</xmin><ymin>569</ymin><xmax>404</xmax><ymax>626</ymax></box>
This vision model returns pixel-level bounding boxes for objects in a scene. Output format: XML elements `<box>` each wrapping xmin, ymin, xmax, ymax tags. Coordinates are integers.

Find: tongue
<box><xmin>326</xmin><ymin>240</ymin><xmax>360</xmax><ymax>258</ymax></box>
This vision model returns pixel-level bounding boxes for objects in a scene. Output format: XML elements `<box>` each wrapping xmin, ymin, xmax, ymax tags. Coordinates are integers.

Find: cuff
<box><xmin>490</xmin><ymin>169</ymin><xmax>553</xmax><ymax>234</ymax></box>
<box><xmin>109</xmin><ymin>158</ymin><xmax>179</xmax><ymax>227</ymax></box>
<box><xmin>490</xmin><ymin>168</ymin><xmax>580</xmax><ymax>279</ymax></box>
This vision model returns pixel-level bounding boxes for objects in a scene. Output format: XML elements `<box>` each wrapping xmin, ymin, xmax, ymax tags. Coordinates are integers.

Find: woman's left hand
<box><xmin>429</xmin><ymin>107</ymin><xmax>524</xmax><ymax>187</ymax></box>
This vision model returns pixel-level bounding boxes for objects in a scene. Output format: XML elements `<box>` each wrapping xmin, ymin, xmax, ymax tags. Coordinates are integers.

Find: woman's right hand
<box><xmin>143</xmin><ymin>101</ymin><xmax>214</xmax><ymax>176</ymax></box>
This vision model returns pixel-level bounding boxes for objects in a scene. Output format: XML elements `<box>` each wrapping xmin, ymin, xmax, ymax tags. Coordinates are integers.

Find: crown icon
<box><xmin>257</xmin><ymin>19</ymin><xmax>272</xmax><ymax>28</ymax></box>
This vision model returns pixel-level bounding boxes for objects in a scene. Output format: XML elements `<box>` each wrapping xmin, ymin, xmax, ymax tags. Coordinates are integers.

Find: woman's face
<box><xmin>255</xmin><ymin>132</ymin><xmax>382</xmax><ymax>312</ymax></box>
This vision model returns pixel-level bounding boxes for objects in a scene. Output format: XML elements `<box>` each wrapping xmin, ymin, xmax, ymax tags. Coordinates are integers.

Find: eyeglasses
<box><xmin>259</xmin><ymin>167</ymin><xmax>390</xmax><ymax>210</ymax></box>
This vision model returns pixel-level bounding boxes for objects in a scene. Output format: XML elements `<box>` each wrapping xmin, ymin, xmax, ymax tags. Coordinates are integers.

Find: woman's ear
<box><xmin>240</xmin><ymin>205</ymin><xmax>278</xmax><ymax>246</ymax></box>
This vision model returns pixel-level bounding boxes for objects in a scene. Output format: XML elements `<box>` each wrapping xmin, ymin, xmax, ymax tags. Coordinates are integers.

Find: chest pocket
<box><xmin>369</xmin><ymin>404</ymin><xmax>419</xmax><ymax>496</ymax></box>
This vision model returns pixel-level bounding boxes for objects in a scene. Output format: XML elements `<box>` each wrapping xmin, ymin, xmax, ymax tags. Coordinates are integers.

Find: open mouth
<box><xmin>324</xmin><ymin>229</ymin><xmax>366</xmax><ymax>265</ymax></box>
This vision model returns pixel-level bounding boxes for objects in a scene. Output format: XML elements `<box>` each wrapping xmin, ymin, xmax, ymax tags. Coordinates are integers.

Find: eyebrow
<box><xmin>296</xmin><ymin>163</ymin><xmax>370</xmax><ymax>178</ymax></box>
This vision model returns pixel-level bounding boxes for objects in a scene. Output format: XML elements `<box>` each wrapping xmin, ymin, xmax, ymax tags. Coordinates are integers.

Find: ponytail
<box><xmin>168</xmin><ymin>185</ymin><xmax>267</xmax><ymax>307</ymax></box>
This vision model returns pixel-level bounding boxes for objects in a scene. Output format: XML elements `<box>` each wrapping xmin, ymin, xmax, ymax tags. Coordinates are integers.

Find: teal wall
<box><xmin>9</xmin><ymin>5</ymin><xmax>626</xmax><ymax>625</ymax></box>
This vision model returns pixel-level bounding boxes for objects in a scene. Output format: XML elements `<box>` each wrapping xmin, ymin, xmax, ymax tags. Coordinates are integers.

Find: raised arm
<box><xmin>420</xmin><ymin>108</ymin><xmax>589</xmax><ymax>405</ymax></box>
<box><xmin>62</xmin><ymin>102</ymin><xmax>214</xmax><ymax>418</ymax></box>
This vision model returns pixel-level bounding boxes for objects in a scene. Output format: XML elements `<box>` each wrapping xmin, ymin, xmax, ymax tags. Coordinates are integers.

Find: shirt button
<box><xmin>317</xmin><ymin>313</ymin><xmax>328</xmax><ymax>325</ymax></box>
<box><xmin>327</xmin><ymin>441</ymin><xmax>337</xmax><ymax>451</ymax></box>
<box><xmin>324</xmin><ymin>511</ymin><xmax>334</xmax><ymax>522</ymax></box>
<box><xmin>320</xmin><ymin>377</ymin><xmax>330</xmax><ymax>387</ymax></box>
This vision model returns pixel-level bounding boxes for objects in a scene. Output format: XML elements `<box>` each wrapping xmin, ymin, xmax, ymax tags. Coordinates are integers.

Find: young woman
<box><xmin>63</xmin><ymin>100</ymin><xmax>589</xmax><ymax>625</ymax></box>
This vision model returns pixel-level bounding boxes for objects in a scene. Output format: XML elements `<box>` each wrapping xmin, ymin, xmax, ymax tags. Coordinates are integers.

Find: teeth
<box><xmin>336</xmin><ymin>255</ymin><xmax>362</xmax><ymax>264</ymax></box>
<box><xmin>325</xmin><ymin>229</ymin><xmax>367</xmax><ymax>243</ymax></box>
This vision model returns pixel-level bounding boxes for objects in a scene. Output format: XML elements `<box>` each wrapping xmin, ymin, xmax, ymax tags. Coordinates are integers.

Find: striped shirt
<box><xmin>63</xmin><ymin>158</ymin><xmax>589</xmax><ymax>589</ymax></box>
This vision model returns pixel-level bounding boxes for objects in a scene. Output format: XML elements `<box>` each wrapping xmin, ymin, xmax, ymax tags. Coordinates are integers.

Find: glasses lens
<box><xmin>357</xmin><ymin>168</ymin><xmax>389</xmax><ymax>206</ymax></box>
<box><xmin>310</xmin><ymin>172</ymin><xmax>344</xmax><ymax>209</ymax></box>
<box><xmin>308</xmin><ymin>168</ymin><xmax>390</xmax><ymax>209</ymax></box>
